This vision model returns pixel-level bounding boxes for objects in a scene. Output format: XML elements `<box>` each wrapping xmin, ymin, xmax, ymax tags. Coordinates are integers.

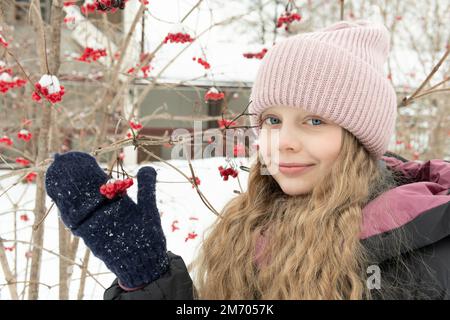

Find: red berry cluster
<box><xmin>32</xmin><ymin>82</ymin><xmax>65</xmax><ymax>104</ymax></box>
<box><xmin>185</xmin><ymin>231</ymin><xmax>198</xmax><ymax>242</ymax></box>
<box><xmin>193</xmin><ymin>57</ymin><xmax>210</xmax><ymax>69</ymax></box>
<box><xmin>205</xmin><ymin>91</ymin><xmax>224</xmax><ymax>101</ymax></box>
<box><xmin>63</xmin><ymin>1</ymin><xmax>77</xmax><ymax>6</ymax></box>
<box><xmin>218</xmin><ymin>166</ymin><xmax>238</xmax><ymax>181</ymax></box>
<box><xmin>77</xmin><ymin>47</ymin><xmax>107</xmax><ymax>63</ymax></box>
<box><xmin>127</xmin><ymin>65</ymin><xmax>152</xmax><ymax>78</ymax></box>
<box><xmin>0</xmin><ymin>135</ymin><xmax>13</xmax><ymax>146</ymax></box>
<box><xmin>0</xmin><ymin>77</ymin><xmax>26</xmax><ymax>94</ymax></box>
<box><xmin>25</xmin><ymin>172</ymin><xmax>37</xmax><ymax>183</ymax></box>
<box><xmin>81</xmin><ymin>2</ymin><xmax>97</xmax><ymax>15</ymax></box>
<box><xmin>204</xmin><ymin>88</ymin><xmax>224</xmax><ymax>102</ymax></box>
<box><xmin>163</xmin><ymin>32</ymin><xmax>195</xmax><ymax>44</ymax></box>
<box><xmin>16</xmin><ymin>157</ymin><xmax>30</xmax><ymax>166</ymax></box>
<box><xmin>127</xmin><ymin>53</ymin><xmax>153</xmax><ymax>78</ymax></box>
<box><xmin>243</xmin><ymin>48</ymin><xmax>267</xmax><ymax>60</ymax></box>
<box><xmin>17</xmin><ymin>129</ymin><xmax>32</xmax><ymax>142</ymax></box>
<box><xmin>99</xmin><ymin>178</ymin><xmax>134</xmax><ymax>199</ymax></box>
<box><xmin>129</xmin><ymin>120</ymin><xmax>143</xmax><ymax>131</ymax></box>
<box><xmin>20</xmin><ymin>214</ymin><xmax>29</xmax><ymax>222</ymax></box>
<box><xmin>189</xmin><ymin>176</ymin><xmax>201</xmax><ymax>188</ymax></box>
<box><xmin>217</xmin><ymin>119</ymin><xmax>236</xmax><ymax>129</ymax></box>
<box><xmin>0</xmin><ymin>66</ymin><xmax>27</xmax><ymax>94</ymax></box>
<box><xmin>276</xmin><ymin>12</ymin><xmax>301</xmax><ymax>30</ymax></box>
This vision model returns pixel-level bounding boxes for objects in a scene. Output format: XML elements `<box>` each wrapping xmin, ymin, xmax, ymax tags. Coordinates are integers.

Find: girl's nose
<box><xmin>278</xmin><ymin>125</ymin><xmax>301</xmax><ymax>152</ymax></box>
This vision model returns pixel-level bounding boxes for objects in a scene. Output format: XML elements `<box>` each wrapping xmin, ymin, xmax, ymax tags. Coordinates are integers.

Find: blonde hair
<box><xmin>189</xmin><ymin>130</ymin><xmax>402</xmax><ymax>299</ymax></box>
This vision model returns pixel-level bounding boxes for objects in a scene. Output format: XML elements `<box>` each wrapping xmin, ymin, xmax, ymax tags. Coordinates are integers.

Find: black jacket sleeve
<box><xmin>103</xmin><ymin>251</ymin><xmax>195</xmax><ymax>300</ymax></box>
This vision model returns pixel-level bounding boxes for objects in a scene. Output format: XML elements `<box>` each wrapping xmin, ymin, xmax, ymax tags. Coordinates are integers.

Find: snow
<box><xmin>0</xmin><ymin>155</ymin><xmax>253</xmax><ymax>299</ymax></box>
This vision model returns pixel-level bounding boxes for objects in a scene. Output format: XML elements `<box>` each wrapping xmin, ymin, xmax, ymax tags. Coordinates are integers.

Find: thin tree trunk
<box><xmin>77</xmin><ymin>248</ymin><xmax>91</xmax><ymax>300</ymax></box>
<box><xmin>58</xmin><ymin>220</ymin><xmax>69</xmax><ymax>299</ymax></box>
<box><xmin>28</xmin><ymin>0</ymin><xmax>64</xmax><ymax>300</ymax></box>
<box><xmin>0</xmin><ymin>238</ymin><xmax>18</xmax><ymax>300</ymax></box>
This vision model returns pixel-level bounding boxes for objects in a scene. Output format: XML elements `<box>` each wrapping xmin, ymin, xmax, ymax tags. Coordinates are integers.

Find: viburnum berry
<box><xmin>0</xmin><ymin>135</ymin><xmax>13</xmax><ymax>146</ymax></box>
<box><xmin>189</xmin><ymin>176</ymin><xmax>201</xmax><ymax>188</ymax></box>
<box><xmin>99</xmin><ymin>177</ymin><xmax>134</xmax><ymax>199</ymax></box>
<box><xmin>185</xmin><ymin>231</ymin><xmax>198</xmax><ymax>242</ymax></box>
<box><xmin>127</xmin><ymin>52</ymin><xmax>153</xmax><ymax>78</ymax></box>
<box><xmin>276</xmin><ymin>11</ymin><xmax>301</xmax><ymax>30</ymax></box>
<box><xmin>20</xmin><ymin>214</ymin><xmax>29</xmax><ymax>222</ymax></box>
<box><xmin>77</xmin><ymin>47</ymin><xmax>107</xmax><ymax>63</ymax></box>
<box><xmin>0</xmin><ymin>64</ymin><xmax>27</xmax><ymax>94</ymax></box>
<box><xmin>17</xmin><ymin>129</ymin><xmax>32</xmax><ymax>142</ymax></box>
<box><xmin>25</xmin><ymin>172</ymin><xmax>37</xmax><ymax>183</ymax></box>
<box><xmin>16</xmin><ymin>157</ymin><xmax>30</xmax><ymax>166</ymax></box>
<box><xmin>129</xmin><ymin>119</ymin><xmax>143</xmax><ymax>131</ymax></box>
<box><xmin>243</xmin><ymin>48</ymin><xmax>268</xmax><ymax>60</ymax></box>
<box><xmin>218</xmin><ymin>165</ymin><xmax>238</xmax><ymax>181</ymax></box>
<box><xmin>32</xmin><ymin>74</ymin><xmax>65</xmax><ymax>104</ymax></box>
<box><xmin>81</xmin><ymin>0</ymin><xmax>97</xmax><ymax>15</ymax></box>
<box><xmin>193</xmin><ymin>57</ymin><xmax>210</xmax><ymax>69</ymax></box>
<box><xmin>204</xmin><ymin>87</ymin><xmax>224</xmax><ymax>102</ymax></box>
<box><xmin>163</xmin><ymin>25</ymin><xmax>194</xmax><ymax>44</ymax></box>
<box><xmin>164</xmin><ymin>32</ymin><xmax>194</xmax><ymax>44</ymax></box>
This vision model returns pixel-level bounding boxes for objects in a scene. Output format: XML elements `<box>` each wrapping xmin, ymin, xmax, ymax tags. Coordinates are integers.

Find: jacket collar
<box><xmin>360</xmin><ymin>156</ymin><xmax>450</xmax><ymax>264</ymax></box>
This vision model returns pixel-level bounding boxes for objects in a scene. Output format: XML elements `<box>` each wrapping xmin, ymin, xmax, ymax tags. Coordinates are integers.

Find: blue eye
<box><xmin>261</xmin><ymin>116</ymin><xmax>281</xmax><ymax>126</ymax></box>
<box><xmin>307</xmin><ymin>118</ymin><xmax>324</xmax><ymax>126</ymax></box>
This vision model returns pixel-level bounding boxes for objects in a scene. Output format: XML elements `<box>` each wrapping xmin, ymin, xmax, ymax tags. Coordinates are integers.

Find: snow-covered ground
<box><xmin>0</xmin><ymin>156</ymin><xmax>253</xmax><ymax>300</ymax></box>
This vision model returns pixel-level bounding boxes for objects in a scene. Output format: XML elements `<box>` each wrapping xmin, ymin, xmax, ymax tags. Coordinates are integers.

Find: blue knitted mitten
<box><xmin>45</xmin><ymin>151</ymin><xmax>169</xmax><ymax>288</ymax></box>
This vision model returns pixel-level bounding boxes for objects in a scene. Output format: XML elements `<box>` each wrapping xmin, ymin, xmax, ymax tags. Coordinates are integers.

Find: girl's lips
<box><xmin>278</xmin><ymin>164</ymin><xmax>315</xmax><ymax>175</ymax></box>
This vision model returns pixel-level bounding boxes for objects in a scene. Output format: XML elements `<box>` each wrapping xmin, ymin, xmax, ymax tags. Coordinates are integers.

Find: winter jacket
<box><xmin>104</xmin><ymin>151</ymin><xmax>450</xmax><ymax>300</ymax></box>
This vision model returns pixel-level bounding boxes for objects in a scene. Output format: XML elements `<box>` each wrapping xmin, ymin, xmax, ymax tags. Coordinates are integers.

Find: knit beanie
<box><xmin>249</xmin><ymin>20</ymin><xmax>398</xmax><ymax>159</ymax></box>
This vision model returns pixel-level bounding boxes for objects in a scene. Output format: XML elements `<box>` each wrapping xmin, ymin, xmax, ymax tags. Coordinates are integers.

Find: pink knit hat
<box><xmin>249</xmin><ymin>20</ymin><xmax>398</xmax><ymax>159</ymax></box>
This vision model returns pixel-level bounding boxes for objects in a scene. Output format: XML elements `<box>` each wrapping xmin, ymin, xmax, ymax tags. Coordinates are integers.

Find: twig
<box><xmin>0</xmin><ymin>238</ymin><xmax>106</xmax><ymax>290</ymax></box>
<box><xmin>32</xmin><ymin>202</ymin><xmax>54</xmax><ymax>231</ymax></box>
<box><xmin>400</xmin><ymin>48</ymin><xmax>449</xmax><ymax>107</ymax></box>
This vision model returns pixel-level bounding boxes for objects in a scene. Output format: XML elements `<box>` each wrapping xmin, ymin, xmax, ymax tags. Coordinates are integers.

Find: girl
<box><xmin>45</xmin><ymin>20</ymin><xmax>450</xmax><ymax>300</ymax></box>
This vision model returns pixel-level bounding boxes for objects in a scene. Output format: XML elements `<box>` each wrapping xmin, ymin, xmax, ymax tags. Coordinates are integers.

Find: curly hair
<box><xmin>188</xmin><ymin>129</ymin><xmax>401</xmax><ymax>299</ymax></box>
